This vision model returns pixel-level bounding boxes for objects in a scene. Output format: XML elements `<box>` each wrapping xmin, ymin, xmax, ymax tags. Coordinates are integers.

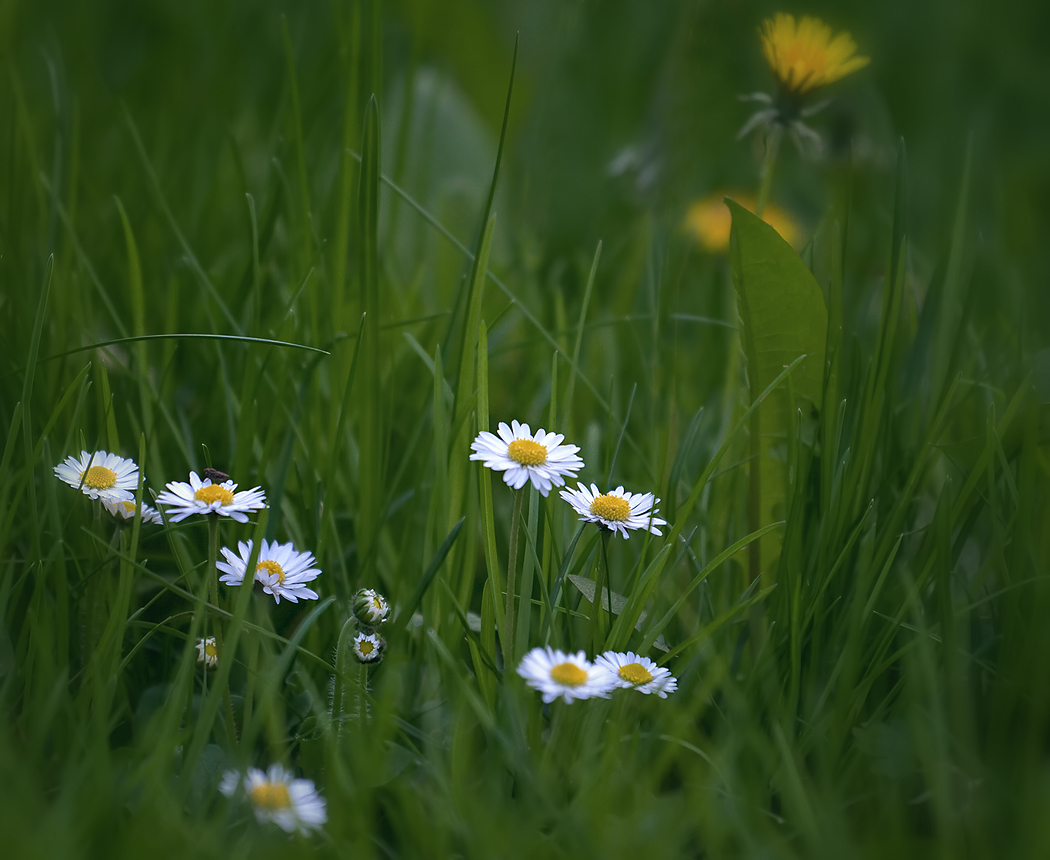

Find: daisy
<box><xmin>596</xmin><ymin>651</ymin><xmax>678</xmax><ymax>698</ymax></box>
<box><xmin>559</xmin><ymin>483</ymin><xmax>668</xmax><ymax>539</ymax></box>
<box><xmin>516</xmin><ymin>646</ymin><xmax>616</xmax><ymax>704</ymax></box>
<box><xmin>353</xmin><ymin>631</ymin><xmax>385</xmax><ymax>663</ymax></box>
<box><xmin>219</xmin><ymin>764</ymin><xmax>327</xmax><ymax>835</ymax></box>
<box><xmin>102</xmin><ymin>497</ymin><xmax>163</xmax><ymax>525</ymax></box>
<box><xmin>470</xmin><ymin>421</ymin><xmax>584</xmax><ymax>497</ymax></box>
<box><xmin>352</xmin><ymin>588</ymin><xmax>389</xmax><ymax>626</ymax></box>
<box><xmin>155</xmin><ymin>470</ymin><xmax>266</xmax><ymax>524</ymax></box>
<box><xmin>196</xmin><ymin>636</ymin><xmax>219</xmax><ymax>668</ymax></box>
<box><xmin>217</xmin><ymin>539</ymin><xmax>321</xmax><ymax>604</ymax></box>
<box><xmin>54</xmin><ymin>450</ymin><xmax>139</xmax><ymax>504</ymax></box>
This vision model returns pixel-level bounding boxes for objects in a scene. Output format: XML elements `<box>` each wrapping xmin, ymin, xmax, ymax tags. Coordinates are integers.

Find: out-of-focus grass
<box><xmin>1</xmin><ymin>1</ymin><xmax>1049</xmax><ymax>857</ymax></box>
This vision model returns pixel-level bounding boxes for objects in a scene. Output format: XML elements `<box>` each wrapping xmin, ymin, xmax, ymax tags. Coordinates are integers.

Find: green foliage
<box><xmin>1</xmin><ymin>1</ymin><xmax>1049</xmax><ymax>859</ymax></box>
<box><xmin>729</xmin><ymin>200</ymin><xmax>827</xmax><ymax>578</ymax></box>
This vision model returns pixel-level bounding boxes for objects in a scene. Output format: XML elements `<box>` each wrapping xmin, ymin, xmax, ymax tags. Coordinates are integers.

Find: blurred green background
<box><xmin>5</xmin><ymin>0</ymin><xmax>1050</xmax><ymax>336</ymax></box>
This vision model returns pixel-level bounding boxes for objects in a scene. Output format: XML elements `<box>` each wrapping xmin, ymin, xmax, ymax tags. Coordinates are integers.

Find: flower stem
<box><xmin>749</xmin><ymin>127</ymin><xmax>783</xmax><ymax>586</ymax></box>
<box><xmin>205</xmin><ymin>516</ymin><xmax>237</xmax><ymax>742</ymax></box>
<box><xmin>206</xmin><ymin>516</ymin><xmax>220</xmax><ymax>619</ymax></box>
<box><xmin>358</xmin><ymin>663</ymin><xmax>369</xmax><ymax>725</ymax></box>
<box><xmin>591</xmin><ymin>530</ymin><xmax>611</xmax><ymax>651</ymax></box>
<box><xmin>504</xmin><ymin>488</ymin><xmax>525</xmax><ymax>668</ymax></box>
<box><xmin>755</xmin><ymin>126</ymin><xmax>783</xmax><ymax>218</ymax></box>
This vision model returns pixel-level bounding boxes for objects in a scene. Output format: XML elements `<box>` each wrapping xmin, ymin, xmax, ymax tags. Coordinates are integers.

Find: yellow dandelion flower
<box><xmin>760</xmin><ymin>14</ymin><xmax>869</xmax><ymax>96</ymax></box>
<box><xmin>684</xmin><ymin>192</ymin><xmax>802</xmax><ymax>254</ymax></box>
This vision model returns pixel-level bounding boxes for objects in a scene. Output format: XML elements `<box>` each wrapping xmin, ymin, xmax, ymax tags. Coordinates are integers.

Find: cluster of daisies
<box><xmin>470</xmin><ymin>421</ymin><xmax>677</xmax><ymax>701</ymax></box>
<box><xmin>53</xmin><ymin>450</ymin><xmax>349</xmax><ymax>834</ymax></box>
<box><xmin>54</xmin><ymin>451</ymin><xmax>324</xmax><ymax>607</ymax></box>
<box><xmin>470</xmin><ymin>421</ymin><xmax>667</xmax><ymax>539</ymax></box>
<box><xmin>519</xmin><ymin>647</ymin><xmax>677</xmax><ymax>702</ymax></box>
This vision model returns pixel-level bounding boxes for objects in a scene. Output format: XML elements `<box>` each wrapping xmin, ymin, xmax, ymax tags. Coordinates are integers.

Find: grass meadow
<box><xmin>2</xmin><ymin>1</ymin><xmax>1050</xmax><ymax>857</ymax></box>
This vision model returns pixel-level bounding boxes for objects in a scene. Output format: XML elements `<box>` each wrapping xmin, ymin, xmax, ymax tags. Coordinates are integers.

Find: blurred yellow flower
<box><xmin>760</xmin><ymin>14</ymin><xmax>869</xmax><ymax>95</ymax></box>
<box><xmin>684</xmin><ymin>193</ymin><xmax>801</xmax><ymax>254</ymax></box>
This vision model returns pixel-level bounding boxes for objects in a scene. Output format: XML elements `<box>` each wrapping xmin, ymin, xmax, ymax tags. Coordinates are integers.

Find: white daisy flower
<box><xmin>352</xmin><ymin>588</ymin><xmax>389</xmax><ymax>626</ymax></box>
<box><xmin>196</xmin><ymin>636</ymin><xmax>218</xmax><ymax>668</ymax></box>
<box><xmin>102</xmin><ymin>497</ymin><xmax>163</xmax><ymax>525</ymax></box>
<box><xmin>352</xmin><ymin>631</ymin><xmax>384</xmax><ymax>663</ymax></box>
<box><xmin>516</xmin><ymin>646</ymin><xmax>616</xmax><ymax>704</ymax></box>
<box><xmin>217</xmin><ymin>539</ymin><xmax>320</xmax><ymax>604</ymax></box>
<box><xmin>54</xmin><ymin>450</ymin><xmax>139</xmax><ymax>504</ymax></box>
<box><xmin>155</xmin><ymin>470</ymin><xmax>266</xmax><ymax>524</ymax></box>
<box><xmin>470</xmin><ymin>420</ymin><xmax>584</xmax><ymax>497</ymax></box>
<box><xmin>559</xmin><ymin>482</ymin><xmax>668</xmax><ymax>539</ymax></box>
<box><xmin>595</xmin><ymin>651</ymin><xmax>678</xmax><ymax>698</ymax></box>
<box><xmin>219</xmin><ymin>764</ymin><xmax>327</xmax><ymax>835</ymax></box>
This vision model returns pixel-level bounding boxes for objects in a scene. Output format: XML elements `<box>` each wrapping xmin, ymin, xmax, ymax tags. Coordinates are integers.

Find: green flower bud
<box><xmin>352</xmin><ymin>588</ymin><xmax>390</xmax><ymax>626</ymax></box>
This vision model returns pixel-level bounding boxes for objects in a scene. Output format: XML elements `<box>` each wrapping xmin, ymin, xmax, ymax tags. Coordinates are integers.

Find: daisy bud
<box><xmin>352</xmin><ymin>588</ymin><xmax>390</xmax><ymax>626</ymax></box>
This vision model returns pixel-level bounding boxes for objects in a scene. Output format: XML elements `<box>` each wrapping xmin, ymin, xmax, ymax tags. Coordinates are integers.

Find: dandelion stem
<box><xmin>755</xmin><ymin>127</ymin><xmax>782</xmax><ymax>218</ymax></box>
<box><xmin>748</xmin><ymin>127</ymin><xmax>783</xmax><ymax>586</ymax></box>
<box><xmin>504</xmin><ymin>488</ymin><xmax>525</xmax><ymax>668</ymax></box>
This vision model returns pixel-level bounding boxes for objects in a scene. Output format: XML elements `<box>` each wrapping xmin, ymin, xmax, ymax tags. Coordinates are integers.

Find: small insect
<box><xmin>202</xmin><ymin>467</ymin><xmax>231</xmax><ymax>484</ymax></box>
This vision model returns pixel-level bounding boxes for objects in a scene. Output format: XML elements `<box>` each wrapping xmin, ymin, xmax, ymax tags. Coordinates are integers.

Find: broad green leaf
<box><xmin>729</xmin><ymin>200</ymin><xmax>826</xmax><ymax>578</ymax></box>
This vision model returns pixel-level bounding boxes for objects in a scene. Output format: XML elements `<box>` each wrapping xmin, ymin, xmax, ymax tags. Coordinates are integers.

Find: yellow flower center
<box><xmin>549</xmin><ymin>662</ymin><xmax>587</xmax><ymax>687</ymax></box>
<box><xmin>618</xmin><ymin>662</ymin><xmax>653</xmax><ymax>685</ymax></box>
<box><xmin>358</xmin><ymin>639</ymin><xmax>375</xmax><ymax>656</ymax></box>
<box><xmin>372</xmin><ymin>597</ymin><xmax>384</xmax><ymax>612</ymax></box>
<box><xmin>83</xmin><ymin>466</ymin><xmax>118</xmax><ymax>489</ymax></box>
<box><xmin>589</xmin><ymin>494</ymin><xmax>631</xmax><ymax>522</ymax></box>
<box><xmin>120</xmin><ymin>501</ymin><xmax>136</xmax><ymax>514</ymax></box>
<box><xmin>256</xmin><ymin>559</ymin><xmax>285</xmax><ymax>584</ymax></box>
<box><xmin>194</xmin><ymin>484</ymin><xmax>234</xmax><ymax>506</ymax></box>
<box><xmin>249</xmin><ymin>781</ymin><xmax>291</xmax><ymax>812</ymax></box>
<box><xmin>507</xmin><ymin>438</ymin><xmax>548</xmax><ymax>466</ymax></box>
<box><xmin>204</xmin><ymin>641</ymin><xmax>218</xmax><ymax>659</ymax></box>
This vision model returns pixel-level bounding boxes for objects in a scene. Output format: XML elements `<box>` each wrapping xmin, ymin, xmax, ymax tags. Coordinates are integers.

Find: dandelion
<box><xmin>352</xmin><ymin>588</ymin><xmax>389</xmax><ymax>626</ymax></box>
<box><xmin>760</xmin><ymin>14</ymin><xmax>869</xmax><ymax>96</ymax></box>
<box><xmin>196</xmin><ymin>636</ymin><xmax>219</xmax><ymax>668</ymax></box>
<box><xmin>470</xmin><ymin>421</ymin><xmax>584</xmax><ymax>497</ymax></box>
<box><xmin>54</xmin><ymin>450</ymin><xmax>139</xmax><ymax>505</ymax></box>
<box><xmin>352</xmin><ymin>631</ymin><xmax>385</xmax><ymax>663</ymax></box>
<box><xmin>684</xmin><ymin>192</ymin><xmax>801</xmax><ymax>253</ymax></box>
<box><xmin>595</xmin><ymin>651</ymin><xmax>678</xmax><ymax>698</ymax></box>
<box><xmin>739</xmin><ymin>14</ymin><xmax>868</xmax><ymax>155</ymax></box>
<box><xmin>102</xmin><ymin>497</ymin><xmax>163</xmax><ymax>525</ymax></box>
<box><xmin>217</xmin><ymin>539</ymin><xmax>321</xmax><ymax>604</ymax></box>
<box><xmin>155</xmin><ymin>470</ymin><xmax>266</xmax><ymax>524</ymax></box>
<box><xmin>220</xmin><ymin>764</ymin><xmax>327</xmax><ymax>835</ymax></box>
<box><xmin>559</xmin><ymin>482</ymin><xmax>667</xmax><ymax>539</ymax></box>
<box><xmin>517</xmin><ymin>646</ymin><xmax>616</xmax><ymax>704</ymax></box>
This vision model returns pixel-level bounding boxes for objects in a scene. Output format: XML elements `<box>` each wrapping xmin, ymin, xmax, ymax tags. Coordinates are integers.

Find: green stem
<box><xmin>755</xmin><ymin>127</ymin><xmax>783</xmax><ymax>218</ymax></box>
<box><xmin>358</xmin><ymin>663</ymin><xmax>368</xmax><ymax>725</ymax></box>
<box><xmin>748</xmin><ymin>128</ymin><xmax>783</xmax><ymax>586</ymax></box>
<box><xmin>591</xmin><ymin>530</ymin><xmax>611</xmax><ymax>651</ymax></box>
<box><xmin>504</xmin><ymin>488</ymin><xmax>525</xmax><ymax>668</ymax></box>
<box><xmin>205</xmin><ymin>516</ymin><xmax>237</xmax><ymax>742</ymax></box>
<box><xmin>206</xmin><ymin>516</ymin><xmax>220</xmax><ymax>621</ymax></box>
